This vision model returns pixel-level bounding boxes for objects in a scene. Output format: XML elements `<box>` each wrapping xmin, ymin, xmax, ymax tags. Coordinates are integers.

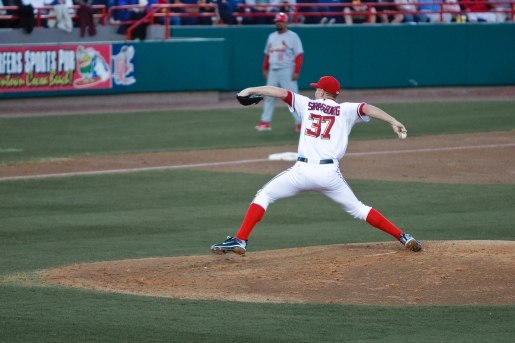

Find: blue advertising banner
<box><xmin>111</xmin><ymin>44</ymin><xmax>136</xmax><ymax>88</ymax></box>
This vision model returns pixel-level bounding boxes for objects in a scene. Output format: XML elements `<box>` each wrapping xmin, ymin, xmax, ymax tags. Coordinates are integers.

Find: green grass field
<box><xmin>0</xmin><ymin>100</ymin><xmax>514</xmax><ymax>342</ymax></box>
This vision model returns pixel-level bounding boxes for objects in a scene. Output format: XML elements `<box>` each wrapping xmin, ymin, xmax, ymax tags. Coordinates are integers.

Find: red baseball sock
<box><xmin>235</xmin><ymin>203</ymin><xmax>265</xmax><ymax>241</ymax></box>
<box><xmin>366</xmin><ymin>208</ymin><xmax>404</xmax><ymax>240</ymax></box>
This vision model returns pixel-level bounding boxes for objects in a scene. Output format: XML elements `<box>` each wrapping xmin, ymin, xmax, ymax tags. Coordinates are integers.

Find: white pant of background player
<box><xmin>253</xmin><ymin>160</ymin><xmax>372</xmax><ymax>221</ymax></box>
<box><xmin>261</xmin><ymin>66</ymin><xmax>301</xmax><ymax>125</ymax></box>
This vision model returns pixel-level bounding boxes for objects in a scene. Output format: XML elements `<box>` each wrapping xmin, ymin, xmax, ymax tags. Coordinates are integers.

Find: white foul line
<box><xmin>0</xmin><ymin>143</ymin><xmax>513</xmax><ymax>182</ymax></box>
<box><xmin>364</xmin><ymin>251</ymin><xmax>398</xmax><ymax>257</ymax></box>
<box><xmin>346</xmin><ymin>143</ymin><xmax>515</xmax><ymax>157</ymax></box>
<box><xmin>0</xmin><ymin>158</ymin><xmax>270</xmax><ymax>181</ymax></box>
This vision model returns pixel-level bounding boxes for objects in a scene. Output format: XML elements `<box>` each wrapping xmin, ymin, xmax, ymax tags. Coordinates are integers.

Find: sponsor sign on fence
<box><xmin>0</xmin><ymin>44</ymin><xmax>136</xmax><ymax>92</ymax></box>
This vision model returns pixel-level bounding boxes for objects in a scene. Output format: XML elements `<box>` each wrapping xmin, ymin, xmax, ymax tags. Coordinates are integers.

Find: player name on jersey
<box><xmin>307</xmin><ymin>101</ymin><xmax>341</xmax><ymax>116</ymax></box>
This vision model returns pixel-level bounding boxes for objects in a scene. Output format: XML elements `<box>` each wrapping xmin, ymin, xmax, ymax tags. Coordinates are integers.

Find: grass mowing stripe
<box><xmin>1</xmin><ymin>100</ymin><xmax>514</xmax><ymax>164</ymax></box>
<box><xmin>1</xmin><ymin>170</ymin><xmax>513</xmax><ymax>274</ymax></box>
<box><xmin>0</xmin><ymin>285</ymin><xmax>513</xmax><ymax>343</ymax></box>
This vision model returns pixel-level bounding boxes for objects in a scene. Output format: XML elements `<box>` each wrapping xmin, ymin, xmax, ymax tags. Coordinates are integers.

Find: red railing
<box><xmin>107</xmin><ymin>3</ymin><xmax>217</xmax><ymax>24</ymax></box>
<box><xmin>115</xmin><ymin>1</ymin><xmax>515</xmax><ymax>37</ymax></box>
<box><xmin>0</xmin><ymin>4</ymin><xmax>108</xmax><ymax>27</ymax></box>
<box><xmin>0</xmin><ymin>1</ymin><xmax>514</xmax><ymax>34</ymax></box>
<box><xmin>106</xmin><ymin>2</ymin><xmax>515</xmax><ymax>25</ymax></box>
<box><xmin>231</xmin><ymin>1</ymin><xmax>515</xmax><ymax>24</ymax></box>
<box><xmin>125</xmin><ymin>6</ymin><xmax>160</xmax><ymax>40</ymax></box>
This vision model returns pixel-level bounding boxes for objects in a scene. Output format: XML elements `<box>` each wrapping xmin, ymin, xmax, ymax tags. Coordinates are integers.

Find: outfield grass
<box><xmin>0</xmin><ymin>100</ymin><xmax>514</xmax><ymax>342</ymax></box>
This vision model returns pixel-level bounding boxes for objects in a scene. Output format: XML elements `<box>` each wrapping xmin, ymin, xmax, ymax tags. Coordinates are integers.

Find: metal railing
<box><xmin>231</xmin><ymin>1</ymin><xmax>515</xmax><ymax>24</ymax></box>
<box><xmin>0</xmin><ymin>1</ymin><xmax>513</xmax><ymax>35</ymax></box>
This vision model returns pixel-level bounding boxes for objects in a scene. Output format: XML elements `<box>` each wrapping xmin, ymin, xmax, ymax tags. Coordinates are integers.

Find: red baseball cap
<box><xmin>274</xmin><ymin>12</ymin><xmax>289</xmax><ymax>23</ymax></box>
<box><xmin>310</xmin><ymin>76</ymin><xmax>341</xmax><ymax>95</ymax></box>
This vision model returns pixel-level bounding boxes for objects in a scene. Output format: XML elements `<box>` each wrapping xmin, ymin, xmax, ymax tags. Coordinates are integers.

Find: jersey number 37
<box><xmin>306</xmin><ymin>114</ymin><xmax>335</xmax><ymax>140</ymax></box>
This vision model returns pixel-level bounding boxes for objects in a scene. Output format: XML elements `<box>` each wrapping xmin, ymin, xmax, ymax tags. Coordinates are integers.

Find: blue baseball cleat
<box><xmin>211</xmin><ymin>236</ymin><xmax>247</xmax><ymax>255</ymax></box>
<box><xmin>400</xmin><ymin>233</ymin><xmax>422</xmax><ymax>252</ymax></box>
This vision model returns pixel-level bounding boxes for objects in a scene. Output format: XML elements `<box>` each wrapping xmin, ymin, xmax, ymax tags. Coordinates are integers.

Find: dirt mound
<box><xmin>43</xmin><ymin>240</ymin><xmax>515</xmax><ymax>306</ymax></box>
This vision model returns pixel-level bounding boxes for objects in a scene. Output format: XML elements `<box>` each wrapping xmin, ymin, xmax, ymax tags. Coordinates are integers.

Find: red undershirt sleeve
<box><xmin>357</xmin><ymin>102</ymin><xmax>367</xmax><ymax>119</ymax></box>
<box><xmin>294</xmin><ymin>54</ymin><xmax>303</xmax><ymax>74</ymax></box>
<box><xmin>283</xmin><ymin>91</ymin><xmax>294</xmax><ymax>107</ymax></box>
<box><xmin>262</xmin><ymin>54</ymin><xmax>270</xmax><ymax>72</ymax></box>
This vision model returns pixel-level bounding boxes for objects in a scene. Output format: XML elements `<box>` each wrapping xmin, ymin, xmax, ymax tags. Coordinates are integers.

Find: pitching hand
<box><xmin>391</xmin><ymin>121</ymin><xmax>407</xmax><ymax>139</ymax></box>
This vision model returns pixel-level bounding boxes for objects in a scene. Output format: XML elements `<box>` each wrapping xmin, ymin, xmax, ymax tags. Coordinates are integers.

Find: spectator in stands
<box><xmin>164</xmin><ymin>0</ymin><xmax>183</xmax><ymax>26</ymax></box>
<box><xmin>461</xmin><ymin>0</ymin><xmax>497</xmax><ymax>22</ymax></box>
<box><xmin>488</xmin><ymin>0</ymin><xmax>511</xmax><ymax>22</ymax></box>
<box><xmin>315</xmin><ymin>0</ymin><xmax>343</xmax><ymax>24</ymax></box>
<box><xmin>442</xmin><ymin>0</ymin><xmax>462</xmax><ymax>21</ymax></box>
<box><xmin>243</xmin><ymin>0</ymin><xmax>280</xmax><ymax>25</ymax></box>
<box><xmin>213</xmin><ymin>0</ymin><xmax>243</xmax><ymax>24</ymax></box>
<box><xmin>0</xmin><ymin>0</ymin><xmax>17</xmax><ymax>28</ymax></box>
<box><xmin>75</xmin><ymin>0</ymin><xmax>97</xmax><ymax>36</ymax></box>
<box><xmin>50</xmin><ymin>0</ymin><xmax>74</xmax><ymax>32</ymax></box>
<box><xmin>375</xmin><ymin>0</ymin><xmax>402</xmax><ymax>23</ymax></box>
<box><xmin>273</xmin><ymin>0</ymin><xmax>295</xmax><ymax>23</ymax></box>
<box><xmin>0</xmin><ymin>0</ymin><xmax>6</xmax><ymax>28</ymax></box>
<box><xmin>0</xmin><ymin>0</ymin><xmax>20</xmax><ymax>29</ymax></box>
<box><xmin>343</xmin><ymin>0</ymin><xmax>376</xmax><ymax>24</ymax></box>
<box><xmin>129</xmin><ymin>0</ymin><xmax>149</xmax><ymax>38</ymax></box>
<box><xmin>147</xmin><ymin>0</ymin><xmax>169</xmax><ymax>25</ymax></box>
<box><xmin>201</xmin><ymin>0</ymin><xmax>218</xmax><ymax>24</ymax></box>
<box><xmin>235</xmin><ymin>0</ymin><xmax>292</xmax><ymax>24</ymax></box>
<box><xmin>17</xmin><ymin>0</ymin><xmax>36</xmax><ymax>32</ymax></box>
<box><xmin>3</xmin><ymin>0</ymin><xmax>18</xmax><ymax>28</ymax></box>
<box><xmin>296</xmin><ymin>0</ymin><xmax>318</xmax><ymax>23</ymax></box>
<box><xmin>278</xmin><ymin>0</ymin><xmax>295</xmax><ymax>18</ymax></box>
<box><xmin>393</xmin><ymin>0</ymin><xmax>429</xmax><ymax>23</ymax></box>
<box><xmin>112</xmin><ymin>0</ymin><xmax>137</xmax><ymax>24</ymax></box>
<box><xmin>22</xmin><ymin>0</ymin><xmax>49</xmax><ymax>28</ymax></box>
<box><xmin>418</xmin><ymin>0</ymin><xmax>442</xmax><ymax>22</ymax></box>
<box><xmin>114</xmin><ymin>0</ymin><xmax>144</xmax><ymax>34</ymax></box>
<box><xmin>181</xmin><ymin>0</ymin><xmax>200</xmax><ymax>25</ymax></box>
<box><xmin>101</xmin><ymin>0</ymin><xmax>118</xmax><ymax>23</ymax></box>
<box><xmin>393</xmin><ymin>0</ymin><xmax>414</xmax><ymax>23</ymax></box>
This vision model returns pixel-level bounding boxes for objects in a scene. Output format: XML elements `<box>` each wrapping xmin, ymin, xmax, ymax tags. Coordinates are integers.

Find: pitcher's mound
<box><xmin>43</xmin><ymin>240</ymin><xmax>515</xmax><ymax>305</ymax></box>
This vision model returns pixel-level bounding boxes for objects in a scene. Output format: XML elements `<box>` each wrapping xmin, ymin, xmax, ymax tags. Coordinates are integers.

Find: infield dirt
<box><xmin>43</xmin><ymin>240</ymin><xmax>515</xmax><ymax>305</ymax></box>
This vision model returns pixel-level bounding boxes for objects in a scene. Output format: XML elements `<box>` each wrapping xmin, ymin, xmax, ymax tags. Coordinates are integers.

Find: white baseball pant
<box><xmin>252</xmin><ymin>161</ymin><xmax>372</xmax><ymax>221</ymax></box>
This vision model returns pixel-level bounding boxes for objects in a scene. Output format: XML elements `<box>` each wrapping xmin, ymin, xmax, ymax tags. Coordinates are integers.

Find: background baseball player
<box><xmin>255</xmin><ymin>12</ymin><xmax>304</xmax><ymax>133</ymax></box>
<box><xmin>212</xmin><ymin>75</ymin><xmax>422</xmax><ymax>255</ymax></box>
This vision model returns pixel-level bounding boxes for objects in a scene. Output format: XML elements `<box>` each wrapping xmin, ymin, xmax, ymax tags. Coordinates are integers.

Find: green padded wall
<box><xmin>1</xmin><ymin>24</ymin><xmax>514</xmax><ymax>99</ymax></box>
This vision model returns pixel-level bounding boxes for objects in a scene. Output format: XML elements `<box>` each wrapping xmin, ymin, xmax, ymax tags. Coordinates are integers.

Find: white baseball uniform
<box><xmin>253</xmin><ymin>91</ymin><xmax>373</xmax><ymax>221</ymax></box>
<box><xmin>261</xmin><ymin>30</ymin><xmax>304</xmax><ymax>124</ymax></box>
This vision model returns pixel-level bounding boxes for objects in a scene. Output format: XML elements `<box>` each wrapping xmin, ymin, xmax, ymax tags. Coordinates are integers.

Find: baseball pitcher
<box><xmin>212</xmin><ymin>75</ymin><xmax>422</xmax><ymax>255</ymax></box>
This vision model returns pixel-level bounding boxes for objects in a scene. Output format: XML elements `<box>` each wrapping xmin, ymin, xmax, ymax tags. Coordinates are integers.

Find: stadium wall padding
<box><xmin>1</xmin><ymin>24</ymin><xmax>514</xmax><ymax>99</ymax></box>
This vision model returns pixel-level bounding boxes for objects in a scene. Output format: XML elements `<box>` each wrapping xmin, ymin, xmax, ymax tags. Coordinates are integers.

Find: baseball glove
<box><xmin>236</xmin><ymin>94</ymin><xmax>263</xmax><ymax>106</ymax></box>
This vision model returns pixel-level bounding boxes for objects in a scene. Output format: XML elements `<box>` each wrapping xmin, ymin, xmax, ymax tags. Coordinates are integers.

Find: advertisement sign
<box><xmin>0</xmin><ymin>44</ymin><xmax>137</xmax><ymax>93</ymax></box>
<box><xmin>112</xmin><ymin>44</ymin><xmax>136</xmax><ymax>87</ymax></box>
